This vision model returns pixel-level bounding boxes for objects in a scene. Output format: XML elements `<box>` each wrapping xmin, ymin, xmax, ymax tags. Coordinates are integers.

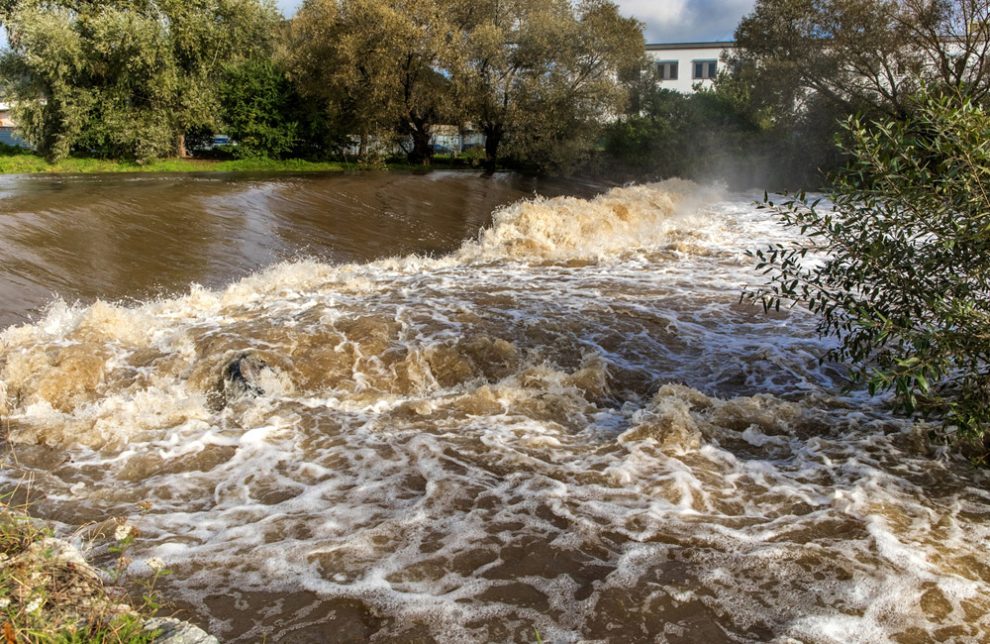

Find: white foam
<box><xmin>1</xmin><ymin>182</ymin><xmax>988</xmax><ymax>641</ymax></box>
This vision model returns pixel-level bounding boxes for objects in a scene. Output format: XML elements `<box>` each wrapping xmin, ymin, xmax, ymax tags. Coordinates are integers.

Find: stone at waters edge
<box><xmin>144</xmin><ymin>617</ymin><xmax>219</xmax><ymax>644</ymax></box>
<box><xmin>1</xmin><ymin>533</ymin><xmax>217</xmax><ymax>644</ymax></box>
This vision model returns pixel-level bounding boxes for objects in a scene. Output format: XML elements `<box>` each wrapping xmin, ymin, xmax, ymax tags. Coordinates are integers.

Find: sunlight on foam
<box><xmin>1</xmin><ymin>180</ymin><xmax>988</xmax><ymax>641</ymax></box>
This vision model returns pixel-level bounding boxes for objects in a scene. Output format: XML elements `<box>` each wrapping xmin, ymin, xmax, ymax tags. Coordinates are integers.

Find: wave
<box><xmin>2</xmin><ymin>180</ymin><xmax>986</xmax><ymax>642</ymax></box>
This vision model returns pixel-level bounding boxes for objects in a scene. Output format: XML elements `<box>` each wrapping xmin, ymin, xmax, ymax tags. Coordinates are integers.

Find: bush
<box><xmin>748</xmin><ymin>93</ymin><xmax>990</xmax><ymax>452</ymax></box>
<box><xmin>218</xmin><ymin>60</ymin><xmax>299</xmax><ymax>159</ymax></box>
<box><xmin>602</xmin><ymin>87</ymin><xmax>690</xmax><ymax>179</ymax></box>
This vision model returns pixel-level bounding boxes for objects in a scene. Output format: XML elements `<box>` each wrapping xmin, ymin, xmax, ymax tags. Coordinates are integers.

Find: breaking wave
<box><xmin>1</xmin><ymin>180</ymin><xmax>988</xmax><ymax>642</ymax></box>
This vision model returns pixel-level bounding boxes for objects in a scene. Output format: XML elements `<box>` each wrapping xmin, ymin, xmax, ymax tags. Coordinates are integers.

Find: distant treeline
<box><xmin>0</xmin><ymin>0</ymin><xmax>644</xmax><ymax>174</ymax></box>
<box><xmin>604</xmin><ymin>0</ymin><xmax>990</xmax><ymax>189</ymax></box>
<box><xmin>2</xmin><ymin>0</ymin><xmax>988</xmax><ymax>187</ymax></box>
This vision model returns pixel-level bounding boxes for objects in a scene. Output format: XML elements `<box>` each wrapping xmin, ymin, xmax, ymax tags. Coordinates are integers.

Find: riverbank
<box><xmin>0</xmin><ymin>149</ymin><xmax>488</xmax><ymax>176</ymax></box>
<box><xmin>0</xmin><ymin>501</ymin><xmax>209</xmax><ymax>642</ymax></box>
<box><xmin>0</xmin><ymin>151</ymin><xmax>352</xmax><ymax>175</ymax></box>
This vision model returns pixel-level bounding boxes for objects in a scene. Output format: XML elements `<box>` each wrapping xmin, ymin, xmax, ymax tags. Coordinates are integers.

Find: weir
<box><xmin>0</xmin><ymin>174</ymin><xmax>987</xmax><ymax>641</ymax></box>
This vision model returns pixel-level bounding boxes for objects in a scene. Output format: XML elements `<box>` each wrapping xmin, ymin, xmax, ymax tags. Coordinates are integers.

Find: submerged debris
<box><xmin>222</xmin><ymin>353</ymin><xmax>269</xmax><ymax>399</ymax></box>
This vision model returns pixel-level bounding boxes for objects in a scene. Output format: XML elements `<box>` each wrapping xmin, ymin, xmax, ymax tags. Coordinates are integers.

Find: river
<box><xmin>0</xmin><ymin>171</ymin><xmax>987</xmax><ymax>642</ymax></box>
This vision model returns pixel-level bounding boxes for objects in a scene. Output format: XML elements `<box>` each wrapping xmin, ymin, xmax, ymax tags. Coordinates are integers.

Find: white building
<box><xmin>645</xmin><ymin>41</ymin><xmax>736</xmax><ymax>93</ymax></box>
<box><xmin>0</xmin><ymin>102</ymin><xmax>24</xmax><ymax>147</ymax></box>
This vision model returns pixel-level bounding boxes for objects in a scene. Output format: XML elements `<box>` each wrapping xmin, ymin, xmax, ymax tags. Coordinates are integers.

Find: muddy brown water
<box><xmin>0</xmin><ymin>172</ymin><xmax>988</xmax><ymax>643</ymax></box>
<box><xmin>0</xmin><ymin>171</ymin><xmax>600</xmax><ymax>328</ymax></box>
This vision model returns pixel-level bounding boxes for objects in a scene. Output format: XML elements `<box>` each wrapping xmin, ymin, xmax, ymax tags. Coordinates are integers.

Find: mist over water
<box><xmin>1</xmin><ymin>172</ymin><xmax>988</xmax><ymax>642</ymax></box>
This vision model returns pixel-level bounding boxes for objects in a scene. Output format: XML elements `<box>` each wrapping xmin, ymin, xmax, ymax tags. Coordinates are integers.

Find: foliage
<box><xmin>602</xmin><ymin>79</ymin><xmax>695</xmax><ymax>178</ymax></box>
<box><xmin>721</xmin><ymin>0</ymin><xmax>990</xmax><ymax>188</ymax></box>
<box><xmin>747</xmin><ymin>93</ymin><xmax>990</xmax><ymax>448</ymax></box>
<box><xmin>600</xmin><ymin>59</ymin><xmax>850</xmax><ymax>188</ymax></box>
<box><xmin>287</xmin><ymin>0</ymin><xmax>642</xmax><ymax>170</ymax></box>
<box><xmin>0</xmin><ymin>0</ymin><xmax>280</xmax><ymax>162</ymax></box>
<box><xmin>451</xmin><ymin>0</ymin><xmax>644</xmax><ymax>173</ymax></box>
<box><xmin>1</xmin><ymin>0</ymin><xmax>647</xmax><ymax>171</ymax></box>
<box><xmin>735</xmin><ymin>0</ymin><xmax>990</xmax><ymax>118</ymax></box>
<box><xmin>289</xmin><ymin>0</ymin><xmax>457</xmax><ymax>165</ymax></box>
<box><xmin>218</xmin><ymin>59</ymin><xmax>299</xmax><ymax>159</ymax></box>
<box><xmin>602</xmin><ymin>71</ymin><xmax>762</xmax><ymax>185</ymax></box>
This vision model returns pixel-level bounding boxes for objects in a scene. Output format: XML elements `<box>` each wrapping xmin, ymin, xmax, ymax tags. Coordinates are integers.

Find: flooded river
<box><xmin>0</xmin><ymin>172</ymin><xmax>988</xmax><ymax>642</ymax></box>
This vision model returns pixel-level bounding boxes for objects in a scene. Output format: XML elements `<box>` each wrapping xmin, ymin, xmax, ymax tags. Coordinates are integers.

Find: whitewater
<box><xmin>1</xmin><ymin>179</ymin><xmax>988</xmax><ymax>642</ymax></box>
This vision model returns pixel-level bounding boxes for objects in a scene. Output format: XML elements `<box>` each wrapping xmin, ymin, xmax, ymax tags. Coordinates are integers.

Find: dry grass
<box><xmin>0</xmin><ymin>490</ymin><xmax>165</xmax><ymax>643</ymax></box>
<box><xmin>0</xmin><ymin>409</ymin><xmax>166</xmax><ymax>642</ymax></box>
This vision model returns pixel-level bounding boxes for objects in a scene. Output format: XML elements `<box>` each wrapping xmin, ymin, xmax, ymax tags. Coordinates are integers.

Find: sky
<box><xmin>274</xmin><ymin>0</ymin><xmax>755</xmax><ymax>43</ymax></box>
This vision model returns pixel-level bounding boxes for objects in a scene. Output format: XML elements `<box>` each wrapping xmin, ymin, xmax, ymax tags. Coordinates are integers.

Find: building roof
<box><xmin>645</xmin><ymin>41</ymin><xmax>735</xmax><ymax>51</ymax></box>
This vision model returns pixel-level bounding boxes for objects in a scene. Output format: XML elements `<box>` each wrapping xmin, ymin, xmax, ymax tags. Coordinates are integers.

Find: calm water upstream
<box><xmin>0</xmin><ymin>171</ymin><xmax>988</xmax><ymax>642</ymax></box>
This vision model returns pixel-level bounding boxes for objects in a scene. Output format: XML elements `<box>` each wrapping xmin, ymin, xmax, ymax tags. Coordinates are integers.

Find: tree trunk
<box><xmin>483</xmin><ymin>124</ymin><xmax>503</xmax><ymax>174</ymax></box>
<box><xmin>176</xmin><ymin>134</ymin><xmax>190</xmax><ymax>159</ymax></box>
<box><xmin>359</xmin><ymin>131</ymin><xmax>368</xmax><ymax>160</ymax></box>
<box><xmin>408</xmin><ymin>127</ymin><xmax>433</xmax><ymax>166</ymax></box>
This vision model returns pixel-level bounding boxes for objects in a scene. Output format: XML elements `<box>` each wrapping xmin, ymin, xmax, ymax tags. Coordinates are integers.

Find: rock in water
<box><xmin>146</xmin><ymin>617</ymin><xmax>219</xmax><ymax>644</ymax></box>
<box><xmin>219</xmin><ymin>353</ymin><xmax>268</xmax><ymax>405</ymax></box>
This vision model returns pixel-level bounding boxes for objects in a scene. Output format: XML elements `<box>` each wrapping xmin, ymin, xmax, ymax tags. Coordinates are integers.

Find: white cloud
<box><xmin>616</xmin><ymin>0</ymin><xmax>756</xmax><ymax>43</ymax></box>
<box><xmin>618</xmin><ymin>0</ymin><xmax>691</xmax><ymax>28</ymax></box>
<box><xmin>276</xmin><ymin>0</ymin><xmax>302</xmax><ymax>17</ymax></box>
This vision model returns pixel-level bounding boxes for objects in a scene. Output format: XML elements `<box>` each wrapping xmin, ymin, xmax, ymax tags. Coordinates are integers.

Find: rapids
<box><xmin>1</xmin><ymin>176</ymin><xmax>988</xmax><ymax>642</ymax></box>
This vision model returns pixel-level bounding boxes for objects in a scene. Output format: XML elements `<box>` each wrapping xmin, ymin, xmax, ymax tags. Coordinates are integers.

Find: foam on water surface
<box><xmin>1</xmin><ymin>180</ymin><xmax>988</xmax><ymax>642</ymax></box>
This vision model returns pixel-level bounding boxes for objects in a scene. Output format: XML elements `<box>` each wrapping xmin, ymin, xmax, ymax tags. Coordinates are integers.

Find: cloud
<box><xmin>276</xmin><ymin>0</ymin><xmax>302</xmax><ymax>17</ymax></box>
<box><xmin>618</xmin><ymin>0</ymin><xmax>690</xmax><ymax>28</ymax></box>
<box><xmin>617</xmin><ymin>0</ymin><xmax>756</xmax><ymax>42</ymax></box>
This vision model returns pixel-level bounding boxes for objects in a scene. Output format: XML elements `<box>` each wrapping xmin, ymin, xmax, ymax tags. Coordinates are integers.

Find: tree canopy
<box><xmin>0</xmin><ymin>0</ymin><xmax>280</xmax><ymax>161</ymax></box>
<box><xmin>451</xmin><ymin>0</ymin><xmax>643</xmax><ymax>171</ymax></box>
<box><xmin>289</xmin><ymin>0</ymin><xmax>642</xmax><ymax>169</ymax></box>
<box><xmin>0</xmin><ymin>0</ymin><xmax>644</xmax><ymax>169</ymax></box>
<box><xmin>289</xmin><ymin>0</ymin><xmax>458</xmax><ymax>164</ymax></box>
<box><xmin>735</xmin><ymin>0</ymin><xmax>990</xmax><ymax>118</ymax></box>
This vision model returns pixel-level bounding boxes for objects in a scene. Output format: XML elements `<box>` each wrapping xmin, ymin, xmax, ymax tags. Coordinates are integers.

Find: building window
<box><xmin>693</xmin><ymin>60</ymin><xmax>717</xmax><ymax>80</ymax></box>
<box><xmin>656</xmin><ymin>60</ymin><xmax>678</xmax><ymax>81</ymax></box>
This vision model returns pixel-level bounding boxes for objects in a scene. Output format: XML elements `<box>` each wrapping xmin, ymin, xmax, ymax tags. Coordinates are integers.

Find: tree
<box><xmin>602</xmin><ymin>75</ymin><xmax>692</xmax><ymax>179</ymax></box>
<box><xmin>747</xmin><ymin>92</ymin><xmax>990</xmax><ymax>451</ymax></box>
<box><xmin>599</xmin><ymin>65</ymin><xmax>837</xmax><ymax>189</ymax></box>
<box><xmin>735</xmin><ymin>0</ymin><xmax>990</xmax><ymax>118</ymax></box>
<box><xmin>289</xmin><ymin>0</ymin><xmax>456</xmax><ymax>165</ymax></box>
<box><xmin>0</xmin><ymin>0</ymin><xmax>279</xmax><ymax>161</ymax></box>
<box><xmin>451</xmin><ymin>0</ymin><xmax>644</xmax><ymax>172</ymax></box>
<box><xmin>217</xmin><ymin>59</ymin><xmax>299</xmax><ymax>158</ymax></box>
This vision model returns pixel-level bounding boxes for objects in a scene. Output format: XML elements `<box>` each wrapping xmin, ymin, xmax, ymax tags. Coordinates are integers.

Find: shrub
<box><xmin>218</xmin><ymin>60</ymin><xmax>299</xmax><ymax>159</ymax></box>
<box><xmin>747</xmin><ymin>92</ymin><xmax>990</xmax><ymax>452</ymax></box>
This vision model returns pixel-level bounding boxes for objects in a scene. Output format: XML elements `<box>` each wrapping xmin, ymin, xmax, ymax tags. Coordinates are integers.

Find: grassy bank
<box><xmin>0</xmin><ymin>151</ymin><xmax>353</xmax><ymax>175</ymax></box>
<box><xmin>0</xmin><ymin>501</ymin><xmax>166</xmax><ymax>642</ymax></box>
<box><xmin>0</xmin><ymin>147</ymin><xmax>489</xmax><ymax>176</ymax></box>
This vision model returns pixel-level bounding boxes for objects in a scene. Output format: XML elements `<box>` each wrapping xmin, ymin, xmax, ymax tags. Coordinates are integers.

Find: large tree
<box><xmin>451</xmin><ymin>0</ymin><xmax>643</xmax><ymax>172</ymax></box>
<box><xmin>0</xmin><ymin>0</ymin><xmax>279</xmax><ymax>161</ymax></box>
<box><xmin>735</xmin><ymin>0</ymin><xmax>990</xmax><ymax>118</ymax></box>
<box><xmin>289</xmin><ymin>0</ymin><xmax>457</xmax><ymax>164</ymax></box>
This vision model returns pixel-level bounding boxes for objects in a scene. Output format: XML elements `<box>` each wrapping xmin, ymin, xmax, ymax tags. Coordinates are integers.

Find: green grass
<box><xmin>0</xmin><ymin>146</ymin><xmax>497</xmax><ymax>176</ymax></box>
<box><xmin>0</xmin><ymin>151</ymin><xmax>352</xmax><ymax>175</ymax></box>
<box><xmin>0</xmin><ymin>500</ymin><xmax>165</xmax><ymax>643</ymax></box>
<box><xmin>0</xmin><ymin>146</ymin><xmax>492</xmax><ymax>176</ymax></box>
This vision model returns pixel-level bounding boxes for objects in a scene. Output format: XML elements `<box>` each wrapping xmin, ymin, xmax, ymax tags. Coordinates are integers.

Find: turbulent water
<box><xmin>1</xmin><ymin>175</ymin><xmax>989</xmax><ymax>643</ymax></box>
